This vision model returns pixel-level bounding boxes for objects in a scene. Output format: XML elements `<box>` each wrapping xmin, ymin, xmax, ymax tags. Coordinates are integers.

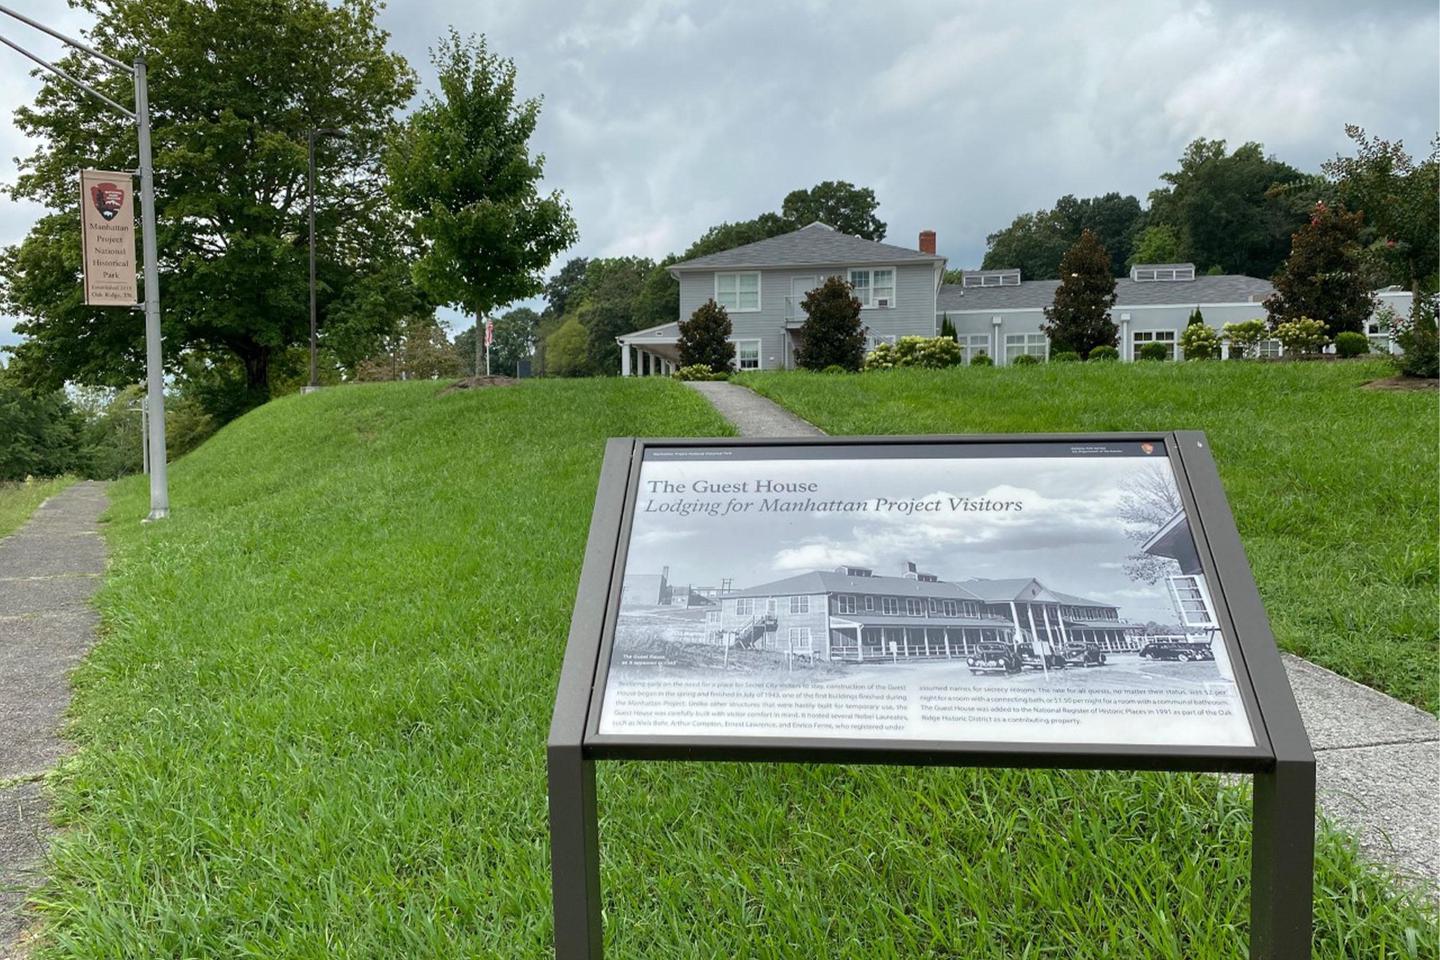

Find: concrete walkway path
<box><xmin>693</xmin><ymin>380</ymin><xmax>1438</xmax><ymax>892</ymax></box>
<box><xmin>684</xmin><ymin>381</ymin><xmax>824</xmax><ymax>437</ymax></box>
<box><xmin>0</xmin><ymin>482</ymin><xmax>107</xmax><ymax>956</ymax></box>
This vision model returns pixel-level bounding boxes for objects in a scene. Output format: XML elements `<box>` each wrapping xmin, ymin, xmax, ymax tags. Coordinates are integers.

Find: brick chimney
<box><xmin>918</xmin><ymin>230</ymin><xmax>936</xmax><ymax>255</ymax></box>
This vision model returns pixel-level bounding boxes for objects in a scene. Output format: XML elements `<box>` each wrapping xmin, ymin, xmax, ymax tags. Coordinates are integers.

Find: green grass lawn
<box><xmin>31</xmin><ymin>377</ymin><xmax>1434</xmax><ymax>957</ymax></box>
<box><xmin>0</xmin><ymin>476</ymin><xmax>76</xmax><ymax>539</ymax></box>
<box><xmin>741</xmin><ymin>359</ymin><xmax>1438</xmax><ymax>714</ymax></box>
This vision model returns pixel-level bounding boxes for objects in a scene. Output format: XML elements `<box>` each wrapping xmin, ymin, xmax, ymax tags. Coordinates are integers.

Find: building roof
<box><xmin>962</xmin><ymin>578</ymin><xmax>1115</xmax><ymax>610</ymax></box>
<box><xmin>618</xmin><ymin>321</ymin><xmax>680</xmax><ymax>343</ymax></box>
<box><xmin>722</xmin><ymin>569</ymin><xmax>985</xmax><ymax>601</ymax></box>
<box><xmin>937</xmin><ymin>275</ymin><xmax>1274</xmax><ymax>313</ymax></box>
<box><xmin>670</xmin><ymin>222</ymin><xmax>943</xmax><ymax>272</ymax></box>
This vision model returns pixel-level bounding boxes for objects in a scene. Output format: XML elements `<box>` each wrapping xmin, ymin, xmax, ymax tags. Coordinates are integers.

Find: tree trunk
<box><xmin>242</xmin><ymin>346</ymin><xmax>271</xmax><ymax>396</ymax></box>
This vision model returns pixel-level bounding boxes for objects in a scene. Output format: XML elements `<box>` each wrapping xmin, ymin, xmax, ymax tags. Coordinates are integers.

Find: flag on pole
<box><xmin>484</xmin><ymin>319</ymin><xmax>495</xmax><ymax>347</ymax></box>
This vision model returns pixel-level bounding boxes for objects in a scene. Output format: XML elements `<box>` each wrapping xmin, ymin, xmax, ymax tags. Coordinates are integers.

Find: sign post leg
<box><xmin>549</xmin><ymin>746</ymin><xmax>603</xmax><ymax>959</ymax></box>
<box><xmin>1250</xmin><ymin>758</ymin><xmax>1314</xmax><ymax>959</ymax></box>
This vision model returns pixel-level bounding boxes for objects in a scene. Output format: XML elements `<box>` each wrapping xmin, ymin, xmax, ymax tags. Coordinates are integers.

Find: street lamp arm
<box><xmin>0</xmin><ymin>3</ymin><xmax>132</xmax><ymax>73</ymax></box>
<box><xmin>0</xmin><ymin>32</ymin><xmax>134</xmax><ymax>120</ymax></box>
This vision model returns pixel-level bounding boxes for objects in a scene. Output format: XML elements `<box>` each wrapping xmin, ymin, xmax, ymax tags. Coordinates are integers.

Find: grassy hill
<box><xmin>33</xmin><ymin>377</ymin><xmax>1434</xmax><ymax>957</ymax></box>
<box><xmin>742</xmin><ymin>359</ymin><xmax>1438</xmax><ymax>713</ymax></box>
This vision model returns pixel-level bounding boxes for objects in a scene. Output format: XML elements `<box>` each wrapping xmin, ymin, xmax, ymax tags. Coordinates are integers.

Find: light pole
<box><xmin>307</xmin><ymin>127</ymin><xmax>344</xmax><ymax>391</ymax></box>
<box><xmin>0</xmin><ymin>4</ymin><xmax>169</xmax><ymax>520</ymax></box>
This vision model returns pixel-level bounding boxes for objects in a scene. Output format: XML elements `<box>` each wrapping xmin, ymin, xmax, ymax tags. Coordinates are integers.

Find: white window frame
<box><xmin>730</xmin><ymin>338</ymin><xmax>762</xmax><ymax>371</ymax></box>
<box><xmin>906</xmin><ymin>598</ymin><xmax>924</xmax><ymax>616</ymax></box>
<box><xmin>836</xmin><ymin>595</ymin><xmax>857</xmax><ymax>615</ymax></box>
<box><xmin>735</xmin><ymin>598</ymin><xmax>754</xmax><ymax>616</ymax></box>
<box><xmin>787</xmin><ymin>627</ymin><xmax>812</xmax><ymax>650</ymax></box>
<box><xmin>1003</xmin><ymin>333</ymin><xmax>1048</xmax><ymax>364</ymax></box>
<box><xmin>1254</xmin><ymin>338</ymin><xmax>1283</xmax><ymax>359</ymax></box>
<box><xmin>848</xmin><ymin>267</ymin><xmax>897</xmax><ymax>309</ymax></box>
<box><xmin>789</xmin><ymin>595</ymin><xmax>810</xmax><ymax>614</ymax></box>
<box><xmin>1166</xmin><ymin>575</ymin><xmax>1218</xmax><ymax>629</ymax></box>
<box><xmin>1132</xmin><ymin>329</ymin><xmax>1178</xmax><ymax>361</ymax></box>
<box><xmin>881</xmin><ymin>596</ymin><xmax>900</xmax><ymax>615</ymax></box>
<box><xmin>942</xmin><ymin>599</ymin><xmax>958</xmax><ymax>617</ymax></box>
<box><xmin>863</xmin><ymin>595</ymin><xmax>875</xmax><ymax>612</ymax></box>
<box><xmin>960</xmin><ymin>333</ymin><xmax>991</xmax><ymax>363</ymax></box>
<box><xmin>714</xmin><ymin>272</ymin><xmax>761</xmax><ymax>313</ymax></box>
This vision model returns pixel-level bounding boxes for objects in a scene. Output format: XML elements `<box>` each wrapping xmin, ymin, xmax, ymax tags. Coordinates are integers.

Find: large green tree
<box><xmin>385</xmin><ymin>31</ymin><xmax>577</xmax><ymax>356</ymax></box>
<box><xmin>1</xmin><ymin>0</ymin><xmax>418</xmax><ymax>405</ymax></box>
<box><xmin>1323</xmin><ymin>125</ymin><xmax>1440</xmax><ymax>296</ymax></box>
<box><xmin>1146</xmin><ymin>138</ymin><xmax>1306</xmax><ymax>277</ymax></box>
<box><xmin>579</xmin><ymin>256</ymin><xmax>657</xmax><ymax>374</ymax></box>
<box><xmin>982</xmin><ymin>193</ymin><xmax>1143</xmax><ymax>279</ymax></box>
<box><xmin>1264</xmin><ymin>202</ymin><xmax>1375</xmax><ymax>338</ymax></box>
<box><xmin>780</xmin><ymin>180</ymin><xmax>885</xmax><ymax>239</ymax></box>
<box><xmin>1042</xmin><ymin>230</ymin><xmax>1118</xmax><ymax>356</ymax></box>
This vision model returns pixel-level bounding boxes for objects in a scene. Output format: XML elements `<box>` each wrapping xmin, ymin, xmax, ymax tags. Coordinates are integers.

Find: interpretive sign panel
<box><xmin>549</xmin><ymin>434</ymin><xmax>1314</xmax><ymax>960</ymax></box>
<box><xmin>595</xmin><ymin>439</ymin><xmax>1259</xmax><ymax>751</ymax></box>
<box><xmin>79</xmin><ymin>168</ymin><xmax>138</xmax><ymax>307</ymax></box>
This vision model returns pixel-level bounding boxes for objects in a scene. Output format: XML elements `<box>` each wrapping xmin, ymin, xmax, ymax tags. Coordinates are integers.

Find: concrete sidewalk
<box><xmin>0</xmin><ymin>482</ymin><xmax>107</xmax><ymax>955</ymax></box>
<box><xmin>691</xmin><ymin>380</ymin><xmax>1438</xmax><ymax>892</ymax></box>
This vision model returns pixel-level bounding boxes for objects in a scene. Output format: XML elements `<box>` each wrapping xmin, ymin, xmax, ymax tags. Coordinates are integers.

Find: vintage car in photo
<box><xmin>1138</xmin><ymin>639</ymin><xmax>1215</xmax><ymax>662</ymax></box>
<box><xmin>1062</xmin><ymin>643</ymin><xmax>1108</xmax><ymax>667</ymax></box>
<box><xmin>1017</xmin><ymin>646</ymin><xmax>1067</xmax><ymax>671</ymax></box>
<box><xmin>966</xmin><ymin>641</ymin><xmax>1022</xmax><ymax>675</ymax></box>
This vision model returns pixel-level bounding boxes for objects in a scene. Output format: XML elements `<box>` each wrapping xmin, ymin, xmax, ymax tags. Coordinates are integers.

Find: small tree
<box><xmin>1222</xmin><ymin>319</ymin><xmax>1268</xmax><ymax>359</ymax></box>
<box><xmin>1187</xmin><ymin>307</ymin><xmax>1206</xmax><ymax>327</ymax></box>
<box><xmin>387</xmin><ymin>32</ymin><xmax>578</xmax><ymax>357</ymax></box>
<box><xmin>1042</xmin><ymin>230</ymin><xmax>1118</xmax><ymax>355</ymax></box>
<box><xmin>795</xmin><ymin>276</ymin><xmax>867</xmax><ymax>371</ymax></box>
<box><xmin>678</xmin><ymin>300</ymin><xmax>736</xmax><ymax>373</ymax></box>
<box><xmin>1392</xmin><ymin>293</ymin><xmax>1438</xmax><ymax>378</ymax></box>
<box><xmin>1264</xmin><ymin>201</ymin><xmax>1375</xmax><ymax>339</ymax></box>
<box><xmin>939</xmin><ymin>314</ymin><xmax>958</xmax><ymax>340</ymax></box>
<box><xmin>1273</xmin><ymin>317</ymin><xmax>1329</xmax><ymax>357</ymax></box>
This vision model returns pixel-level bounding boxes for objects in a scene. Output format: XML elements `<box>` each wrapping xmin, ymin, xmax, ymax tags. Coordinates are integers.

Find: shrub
<box><xmin>821</xmin><ymin>364</ymin><xmax>849</xmax><ymax>375</ymax></box>
<box><xmin>1012</xmin><ymin>353</ymin><xmax>1041</xmax><ymax>366</ymax></box>
<box><xmin>939</xmin><ymin>314</ymin><xmax>957</xmax><ymax>340</ymax></box>
<box><xmin>1187</xmin><ymin>307</ymin><xmax>1206</xmax><ymax>327</ymax></box>
<box><xmin>1179</xmin><ymin>323</ymin><xmax>1222</xmax><ymax>360</ymax></box>
<box><xmin>863</xmin><ymin>342</ymin><xmax>897</xmax><ymax>371</ymax></box>
<box><xmin>677</xmin><ymin>299</ymin><xmax>735</xmax><ymax>373</ymax></box>
<box><xmin>970</xmin><ymin>353</ymin><xmax>994</xmax><ymax>367</ymax></box>
<box><xmin>1052</xmin><ymin>351</ymin><xmax>1081</xmax><ymax>363</ymax></box>
<box><xmin>672</xmin><ymin>364</ymin><xmax>728</xmax><ymax>382</ymax></box>
<box><xmin>1334</xmin><ymin>331</ymin><xmax>1370</xmax><ymax>358</ymax></box>
<box><xmin>1392</xmin><ymin>294</ymin><xmax>1438</xmax><ymax>378</ymax></box>
<box><xmin>1222</xmin><ymin>319</ymin><xmax>1268</xmax><ymax>359</ymax></box>
<box><xmin>795</xmin><ymin>276</ymin><xmax>866</xmax><ymax>371</ymax></box>
<box><xmin>1273</xmin><ymin>317</ymin><xmax>1328</xmax><ymax>357</ymax></box>
<box><xmin>863</xmin><ymin>337</ymin><xmax>964</xmax><ymax>371</ymax></box>
<box><xmin>1138</xmin><ymin>342</ymin><xmax>1171</xmax><ymax>361</ymax></box>
<box><xmin>1087</xmin><ymin>345</ymin><xmax>1119</xmax><ymax>362</ymax></box>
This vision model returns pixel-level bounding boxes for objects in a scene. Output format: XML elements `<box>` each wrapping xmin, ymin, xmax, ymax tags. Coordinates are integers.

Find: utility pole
<box><xmin>0</xmin><ymin>4</ymin><xmax>169</xmax><ymax>520</ymax></box>
<box><xmin>306</xmin><ymin>127</ymin><xmax>344</xmax><ymax>391</ymax></box>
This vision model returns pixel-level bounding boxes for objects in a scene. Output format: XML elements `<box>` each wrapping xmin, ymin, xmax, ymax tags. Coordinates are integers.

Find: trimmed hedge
<box><xmin>1087</xmin><ymin>345</ymin><xmax>1119</xmax><ymax>361</ymax></box>
<box><xmin>1335</xmin><ymin>331</ymin><xmax>1369</xmax><ymax>358</ymax></box>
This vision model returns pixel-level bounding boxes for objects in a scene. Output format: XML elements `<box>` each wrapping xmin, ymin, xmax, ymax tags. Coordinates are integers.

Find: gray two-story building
<box><xmin>617</xmin><ymin>222</ymin><xmax>947</xmax><ymax>375</ymax></box>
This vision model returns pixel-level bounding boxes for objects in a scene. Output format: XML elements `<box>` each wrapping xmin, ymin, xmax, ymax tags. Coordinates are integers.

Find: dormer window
<box><xmin>1130</xmin><ymin>264</ymin><xmax>1195</xmax><ymax>282</ymax></box>
<box><xmin>962</xmin><ymin>269</ymin><xmax>1021</xmax><ymax>287</ymax></box>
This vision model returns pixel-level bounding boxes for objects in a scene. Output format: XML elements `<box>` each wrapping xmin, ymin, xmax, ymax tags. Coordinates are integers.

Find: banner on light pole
<box><xmin>80</xmin><ymin>168</ymin><xmax>138</xmax><ymax>306</ymax></box>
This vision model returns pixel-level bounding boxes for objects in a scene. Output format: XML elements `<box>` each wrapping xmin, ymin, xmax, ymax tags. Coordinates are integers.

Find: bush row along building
<box><xmin>616</xmin><ymin>222</ymin><xmax>1412</xmax><ymax>373</ymax></box>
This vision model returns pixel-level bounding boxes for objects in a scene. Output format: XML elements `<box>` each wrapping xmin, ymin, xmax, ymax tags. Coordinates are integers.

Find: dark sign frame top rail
<box><xmin>547</xmin><ymin>431</ymin><xmax>1314</xmax><ymax>959</ymax></box>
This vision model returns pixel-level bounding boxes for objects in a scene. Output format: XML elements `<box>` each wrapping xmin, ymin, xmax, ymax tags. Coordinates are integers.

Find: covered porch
<box><xmin>829</xmin><ymin>616</ymin><xmax>1015</xmax><ymax>662</ymax></box>
<box><xmin>616</xmin><ymin>322</ymin><xmax>681</xmax><ymax>377</ymax></box>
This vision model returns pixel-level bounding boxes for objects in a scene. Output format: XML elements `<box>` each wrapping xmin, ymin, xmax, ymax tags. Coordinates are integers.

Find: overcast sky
<box><xmin>1</xmin><ymin>0</ymin><xmax>1436</xmax><ymax>349</ymax></box>
<box><xmin>624</xmin><ymin>453</ymin><xmax>1190</xmax><ymax>625</ymax></box>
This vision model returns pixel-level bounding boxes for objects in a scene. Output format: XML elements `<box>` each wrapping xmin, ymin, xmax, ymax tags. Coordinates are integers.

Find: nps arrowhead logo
<box><xmin>90</xmin><ymin>181</ymin><xmax>126</xmax><ymax>221</ymax></box>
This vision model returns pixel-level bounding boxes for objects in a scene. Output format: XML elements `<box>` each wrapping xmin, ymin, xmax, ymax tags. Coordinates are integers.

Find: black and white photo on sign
<box><xmin>599</xmin><ymin>450</ymin><xmax>1255</xmax><ymax>749</ymax></box>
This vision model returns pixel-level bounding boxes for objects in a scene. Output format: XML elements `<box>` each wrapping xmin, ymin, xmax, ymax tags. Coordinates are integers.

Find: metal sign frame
<box><xmin>548</xmin><ymin>431</ymin><xmax>1314</xmax><ymax>959</ymax></box>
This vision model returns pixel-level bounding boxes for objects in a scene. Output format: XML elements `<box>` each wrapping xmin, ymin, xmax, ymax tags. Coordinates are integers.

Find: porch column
<box><xmin>621</xmin><ymin>345</ymin><xmax>632</xmax><ymax>377</ymax></box>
